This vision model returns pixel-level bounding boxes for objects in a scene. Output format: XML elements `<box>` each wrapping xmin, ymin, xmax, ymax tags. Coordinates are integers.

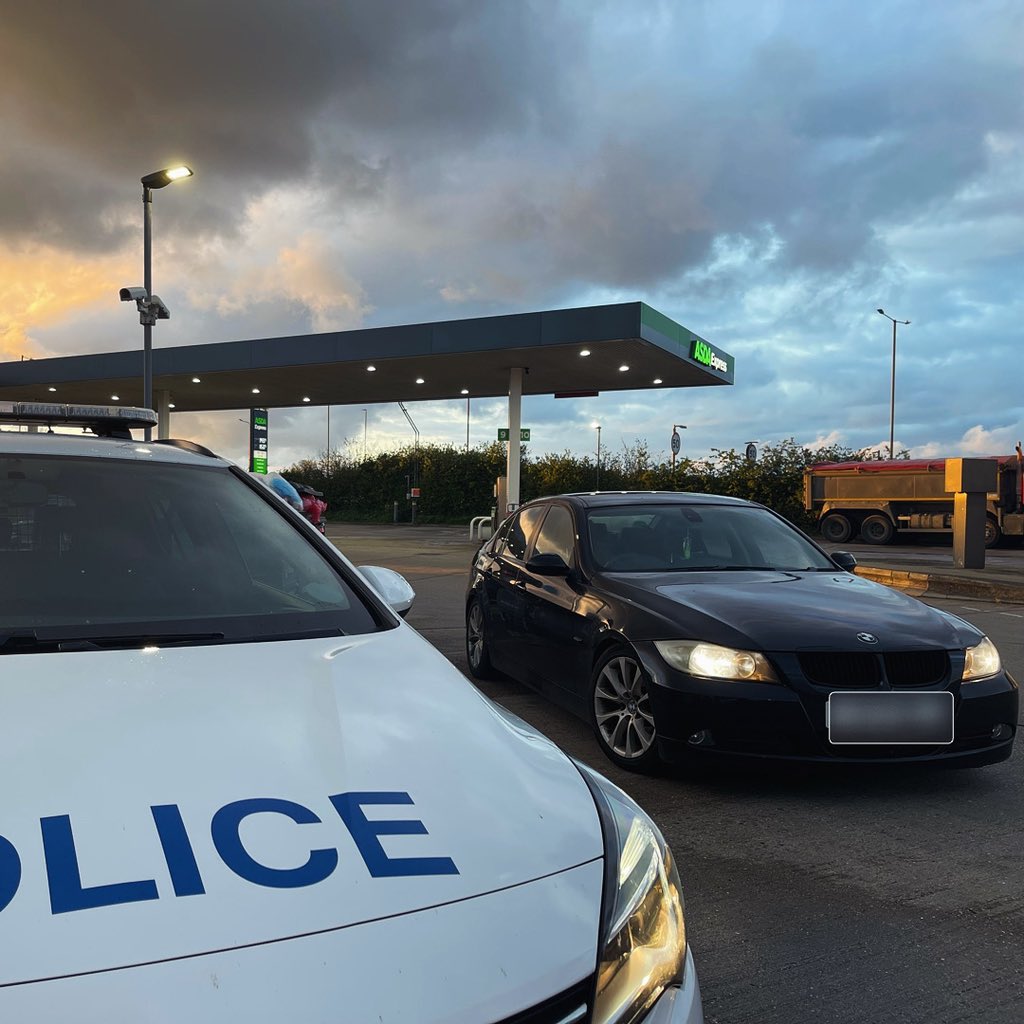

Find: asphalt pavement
<box><xmin>325</xmin><ymin>520</ymin><xmax>1024</xmax><ymax>1024</ymax></box>
<box><xmin>819</xmin><ymin>538</ymin><xmax>1024</xmax><ymax>604</ymax></box>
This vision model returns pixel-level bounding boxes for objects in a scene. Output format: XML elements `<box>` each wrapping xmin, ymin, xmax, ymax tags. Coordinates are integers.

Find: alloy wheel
<box><xmin>593</xmin><ymin>655</ymin><xmax>656</xmax><ymax>760</ymax></box>
<box><xmin>467</xmin><ymin>602</ymin><xmax>486</xmax><ymax>669</ymax></box>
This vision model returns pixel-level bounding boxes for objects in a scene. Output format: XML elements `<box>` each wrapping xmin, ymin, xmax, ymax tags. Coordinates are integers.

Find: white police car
<box><xmin>0</xmin><ymin>402</ymin><xmax>702</xmax><ymax>1022</ymax></box>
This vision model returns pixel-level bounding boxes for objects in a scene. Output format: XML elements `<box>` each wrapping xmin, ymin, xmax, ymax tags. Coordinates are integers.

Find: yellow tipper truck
<box><xmin>804</xmin><ymin>453</ymin><xmax>1024</xmax><ymax>547</ymax></box>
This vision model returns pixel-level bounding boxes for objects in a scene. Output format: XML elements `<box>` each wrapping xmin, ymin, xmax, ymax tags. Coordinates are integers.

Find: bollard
<box><xmin>945</xmin><ymin>458</ymin><xmax>998</xmax><ymax>569</ymax></box>
<box><xmin>393</xmin><ymin>501</ymin><xmax>399</xmax><ymax>524</ymax></box>
<box><xmin>411</xmin><ymin>499</ymin><xmax>418</xmax><ymax>526</ymax></box>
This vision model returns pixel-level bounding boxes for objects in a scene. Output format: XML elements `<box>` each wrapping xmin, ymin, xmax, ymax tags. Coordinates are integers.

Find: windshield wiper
<box><xmin>682</xmin><ymin>565</ymin><xmax>777</xmax><ymax>571</ymax></box>
<box><xmin>0</xmin><ymin>630</ymin><xmax>226</xmax><ymax>654</ymax></box>
<box><xmin>0</xmin><ymin>631</ymin><xmax>45</xmax><ymax>653</ymax></box>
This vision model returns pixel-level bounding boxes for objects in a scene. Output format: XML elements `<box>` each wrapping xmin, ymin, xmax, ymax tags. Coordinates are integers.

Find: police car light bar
<box><xmin>0</xmin><ymin>401</ymin><xmax>158</xmax><ymax>429</ymax></box>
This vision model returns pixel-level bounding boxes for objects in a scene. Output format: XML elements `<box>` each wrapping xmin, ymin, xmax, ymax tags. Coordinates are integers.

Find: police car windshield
<box><xmin>0</xmin><ymin>454</ymin><xmax>379</xmax><ymax>641</ymax></box>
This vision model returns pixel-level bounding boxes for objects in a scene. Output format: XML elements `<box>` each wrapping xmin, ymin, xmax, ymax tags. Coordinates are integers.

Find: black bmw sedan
<box><xmin>465</xmin><ymin>492</ymin><xmax>1018</xmax><ymax>773</ymax></box>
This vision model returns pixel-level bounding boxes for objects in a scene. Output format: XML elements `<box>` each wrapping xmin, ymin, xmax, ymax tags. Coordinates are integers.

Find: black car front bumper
<box><xmin>635</xmin><ymin>644</ymin><xmax>1019</xmax><ymax>769</ymax></box>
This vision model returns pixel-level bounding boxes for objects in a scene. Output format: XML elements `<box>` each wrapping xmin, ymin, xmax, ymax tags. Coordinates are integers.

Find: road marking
<box><xmin>998</xmin><ymin>612</ymin><xmax>1024</xmax><ymax>619</ymax></box>
<box><xmin>960</xmin><ymin>606</ymin><xmax>982</xmax><ymax>612</ymax></box>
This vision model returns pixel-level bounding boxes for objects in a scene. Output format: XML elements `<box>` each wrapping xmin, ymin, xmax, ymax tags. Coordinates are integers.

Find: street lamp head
<box><xmin>877</xmin><ymin>308</ymin><xmax>885</xmax><ymax>315</ymax></box>
<box><xmin>141</xmin><ymin>165</ymin><xmax>193</xmax><ymax>189</ymax></box>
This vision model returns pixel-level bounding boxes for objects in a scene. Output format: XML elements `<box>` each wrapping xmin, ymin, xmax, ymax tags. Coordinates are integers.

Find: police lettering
<box><xmin>0</xmin><ymin>792</ymin><xmax>457</xmax><ymax>915</ymax></box>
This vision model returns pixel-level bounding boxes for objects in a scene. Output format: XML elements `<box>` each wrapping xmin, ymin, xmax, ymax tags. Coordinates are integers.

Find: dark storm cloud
<box><xmin>0</xmin><ymin>0</ymin><xmax>574</xmax><ymax>249</ymax></box>
<box><xmin>2</xmin><ymin>0</ymin><xmax>1017</xmax><ymax>293</ymax></box>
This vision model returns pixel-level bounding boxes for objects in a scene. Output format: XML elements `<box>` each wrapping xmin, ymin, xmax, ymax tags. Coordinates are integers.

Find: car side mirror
<box><xmin>525</xmin><ymin>553</ymin><xmax>571</xmax><ymax>576</ymax></box>
<box><xmin>831</xmin><ymin>551</ymin><xmax>858</xmax><ymax>573</ymax></box>
<box><xmin>358</xmin><ymin>565</ymin><xmax>416</xmax><ymax>617</ymax></box>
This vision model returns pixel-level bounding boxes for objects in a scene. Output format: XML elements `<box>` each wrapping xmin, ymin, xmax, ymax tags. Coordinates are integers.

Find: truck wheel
<box><xmin>984</xmin><ymin>516</ymin><xmax>1002</xmax><ymax>549</ymax></box>
<box><xmin>820</xmin><ymin>513</ymin><xmax>853</xmax><ymax>544</ymax></box>
<box><xmin>861</xmin><ymin>514</ymin><xmax>895</xmax><ymax>545</ymax></box>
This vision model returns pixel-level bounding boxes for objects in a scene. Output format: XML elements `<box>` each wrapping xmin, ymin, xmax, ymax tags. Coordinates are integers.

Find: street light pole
<box><xmin>877</xmin><ymin>308</ymin><xmax>910</xmax><ymax>459</ymax></box>
<box><xmin>143</xmin><ymin>186</ymin><xmax>153</xmax><ymax>433</ymax></box>
<box><xmin>362</xmin><ymin>408</ymin><xmax>368</xmax><ymax>461</ymax></box>
<box><xmin>135</xmin><ymin>165</ymin><xmax>192</xmax><ymax>440</ymax></box>
<box><xmin>593</xmin><ymin>424</ymin><xmax>602</xmax><ymax>489</ymax></box>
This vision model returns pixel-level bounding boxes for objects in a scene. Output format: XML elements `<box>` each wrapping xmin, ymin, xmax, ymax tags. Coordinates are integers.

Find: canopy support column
<box><xmin>506</xmin><ymin>367</ymin><xmax>523</xmax><ymax>513</ymax></box>
<box><xmin>156</xmin><ymin>390</ymin><xmax>171</xmax><ymax>439</ymax></box>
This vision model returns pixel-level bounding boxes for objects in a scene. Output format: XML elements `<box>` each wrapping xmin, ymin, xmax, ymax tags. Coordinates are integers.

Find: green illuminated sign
<box><xmin>498</xmin><ymin>428</ymin><xmax>530</xmax><ymax>441</ymax></box>
<box><xmin>691</xmin><ymin>339</ymin><xmax>729</xmax><ymax>374</ymax></box>
<box><xmin>250</xmin><ymin>408</ymin><xmax>269</xmax><ymax>474</ymax></box>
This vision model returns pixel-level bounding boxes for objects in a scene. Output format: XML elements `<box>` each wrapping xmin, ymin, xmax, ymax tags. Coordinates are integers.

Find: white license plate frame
<box><xmin>826</xmin><ymin>690</ymin><xmax>954</xmax><ymax>745</ymax></box>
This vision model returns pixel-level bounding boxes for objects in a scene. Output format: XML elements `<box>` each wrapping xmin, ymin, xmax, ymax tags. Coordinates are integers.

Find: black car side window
<box><xmin>488</xmin><ymin>515</ymin><xmax>513</xmax><ymax>555</ymax></box>
<box><xmin>503</xmin><ymin>506</ymin><xmax>545</xmax><ymax>563</ymax></box>
<box><xmin>533</xmin><ymin>505</ymin><xmax>576</xmax><ymax>566</ymax></box>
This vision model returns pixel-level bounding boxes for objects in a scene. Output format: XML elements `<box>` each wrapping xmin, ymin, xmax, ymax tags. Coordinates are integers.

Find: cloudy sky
<box><xmin>1</xmin><ymin>0</ymin><xmax>1021</xmax><ymax>470</ymax></box>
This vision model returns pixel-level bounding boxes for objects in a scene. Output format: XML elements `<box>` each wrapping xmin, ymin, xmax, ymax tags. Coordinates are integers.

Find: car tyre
<box><xmin>860</xmin><ymin>514</ymin><xmax>895</xmax><ymax>544</ymax></box>
<box><xmin>466</xmin><ymin>597</ymin><xmax>500</xmax><ymax>680</ymax></box>
<box><xmin>820</xmin><ymin>513</ymin><xmax>853</xmax><ymax>544</ymax></box>
<box><xmin>590</xmin><ymin>646</ymin><xmax>662</xmax><ymax>773</ymax></box>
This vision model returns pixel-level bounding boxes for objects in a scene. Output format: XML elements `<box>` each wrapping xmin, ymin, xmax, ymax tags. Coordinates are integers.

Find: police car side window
<box><xmin>533</xmin><ymin>505</ymin><xmax>576</xmax><ymax>566</ymax></box>
<box><xmin>502</xmin><ymin>506</ymin><xmax>545</xmax><ymax>563</ymax></box>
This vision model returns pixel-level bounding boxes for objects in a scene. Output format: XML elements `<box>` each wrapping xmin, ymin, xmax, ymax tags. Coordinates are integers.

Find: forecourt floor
<box><xmin>330</xmin><ymin>522</ymin><xmax>1024</xmax><ymax>1024</ymax></box>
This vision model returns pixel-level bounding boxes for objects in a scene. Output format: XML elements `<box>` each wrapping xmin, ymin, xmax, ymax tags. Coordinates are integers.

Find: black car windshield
<box><xmin>0</xmin><ymin>454</ymin><xmax>380</xmax><ymax>643</ymax></box>
<box><xmin>586</xmin><ymin>503</ymin><xmax>834</xmax><ymax>573</ymax></box>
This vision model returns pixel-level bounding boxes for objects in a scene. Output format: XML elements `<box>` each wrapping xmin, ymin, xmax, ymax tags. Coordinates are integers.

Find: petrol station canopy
<box><xmin>0</xmin><ymin>301</ymin><xmax>734</xmax><ymax>412</ymax></box>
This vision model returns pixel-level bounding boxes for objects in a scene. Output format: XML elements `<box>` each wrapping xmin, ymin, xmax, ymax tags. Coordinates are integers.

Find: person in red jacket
<box><xmin>298</xmin><ymin>485</ymin><xmax>328</xmax><ymax>532</ymax></box>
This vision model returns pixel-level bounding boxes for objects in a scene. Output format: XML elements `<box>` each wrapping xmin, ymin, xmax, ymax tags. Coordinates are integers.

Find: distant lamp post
<box><xmin>121</xmin><ymin>164</ymin><xmax>193</xmax><ymax>440</ymax></box>
<box><xmin>877</xmin><ymin>308</ymin><xmax>910</xmax><ymax>460</ymax></box>
<box><xmin>593</xmin><ymin>423</ymin><xmax>602</xmax><ymax>489</ymax></box>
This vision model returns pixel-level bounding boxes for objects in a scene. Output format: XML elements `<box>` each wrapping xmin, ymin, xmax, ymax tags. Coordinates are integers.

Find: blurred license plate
<box><xmin>827</xmin><ymin>691</ymin><xmax>954</xmax><ymax>745</ymax></box>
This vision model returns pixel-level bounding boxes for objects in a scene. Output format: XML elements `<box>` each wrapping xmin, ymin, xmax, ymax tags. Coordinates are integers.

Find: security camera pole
<box><xmin>138</xmin><ymin>165</ymin><xmax>192</xmax><ymax>439</ymax></box>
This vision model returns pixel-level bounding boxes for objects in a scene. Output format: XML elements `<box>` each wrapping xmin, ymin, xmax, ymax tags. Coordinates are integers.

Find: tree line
<box><xmin>282</xmin><ymin>438</ymin><xmax>882</xmax><ymax>530</ymax></box>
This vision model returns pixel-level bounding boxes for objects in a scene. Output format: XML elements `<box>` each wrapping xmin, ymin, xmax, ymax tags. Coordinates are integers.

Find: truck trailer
<box><xmin>804</xmin><ymin>454</ymin><xmax>1024</xmax><ymax>547</ymax></box>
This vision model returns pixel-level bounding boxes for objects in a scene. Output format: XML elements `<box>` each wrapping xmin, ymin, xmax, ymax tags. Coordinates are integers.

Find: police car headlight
<box><xmin>577</xmin><ymin>762</ymin><xmax>687</xmax><ymax>1024</ymax></box>
<box><xmin>963</xmin><ymin>636</ymin><xmax>1001</xmax><ymax>682</ymax></box>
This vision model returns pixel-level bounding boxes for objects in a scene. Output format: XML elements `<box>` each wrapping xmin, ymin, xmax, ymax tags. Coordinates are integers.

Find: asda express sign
<box><xmin>691</xmin><ymin>339</ymin><xmax>730</xmax><ymax>375</ymax></box>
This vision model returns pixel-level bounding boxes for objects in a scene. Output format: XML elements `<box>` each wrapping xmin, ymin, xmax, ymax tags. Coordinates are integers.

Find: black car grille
<box><xmin>883</xmin><ymin>650</ymin><xmax>949</xmax><ymax>687</ymax></box>
<box><xmin>491</xmin><ymin>975</ymin><xmax>593</xmax><ymax>1024</ymax></box>
<box><xmin>799</xmin><ymin>652</ymin><xmax>881</xmax><ymax>688</ymax></box>
<box><xmin>797</xmin><ymin>650</ymin><xmax>950</xmax><ymax>689</ymax></box>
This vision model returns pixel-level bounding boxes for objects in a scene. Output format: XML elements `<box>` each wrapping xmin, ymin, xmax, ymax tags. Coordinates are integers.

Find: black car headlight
<box><xmin>654</xmin><ymin>639</ymin><xmax>779</xmax><ymax>683</ymax></box>
<box><xmin>963</xmin><ymin>636</ymin><xmax>1002</xmax><ymax>682</ymax></box>
<box><xmin>577</xmin><ymin>762</ymin><xmax>687</xmax><ymax>1024</ymax></box>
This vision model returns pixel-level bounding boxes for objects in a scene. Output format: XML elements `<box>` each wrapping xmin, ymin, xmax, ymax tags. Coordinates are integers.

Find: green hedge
<box><xmin>282</xmin><ymin>438</ymin><xmax>875</xmax><ymax>528</ymax></box>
